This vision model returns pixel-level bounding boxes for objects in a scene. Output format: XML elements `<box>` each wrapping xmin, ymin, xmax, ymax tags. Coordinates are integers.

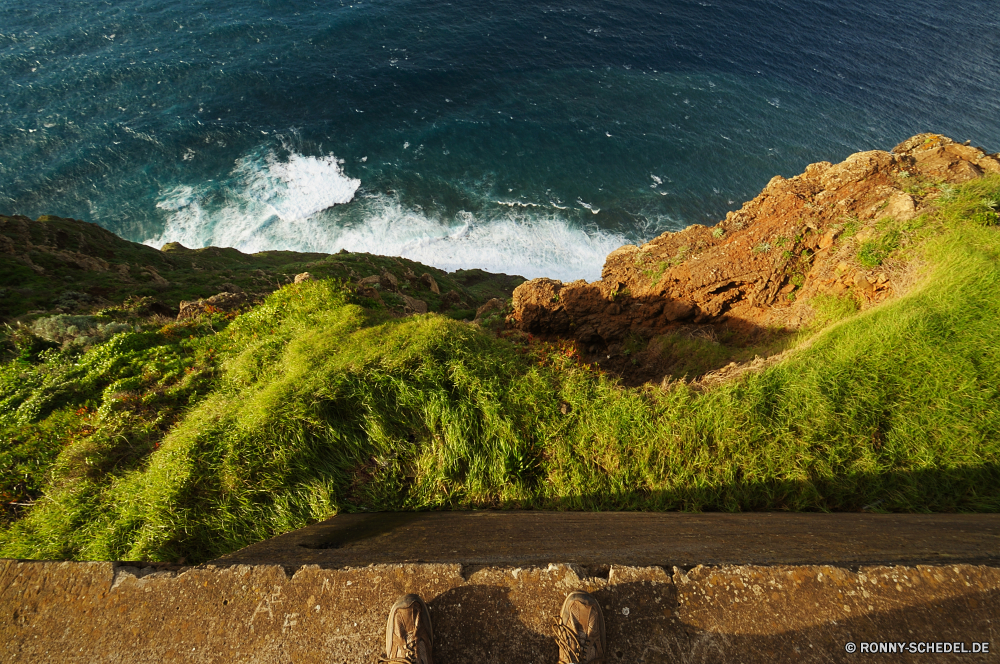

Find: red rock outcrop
<box><xmin>509</xmin><ymin>134</ymin><xmax>999</xmax><ymax>354</ymax></box>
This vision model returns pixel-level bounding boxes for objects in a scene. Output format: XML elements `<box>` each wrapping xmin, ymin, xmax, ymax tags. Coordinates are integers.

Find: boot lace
<box><xmin>378</xmin><ymin>633</ymin><xmax>420</xmax><ymax>664</ymax></box>
<box><xmin>553</xmin><ymin>618</ymin><xmax>605</xmax><ymax>664</ymax></box>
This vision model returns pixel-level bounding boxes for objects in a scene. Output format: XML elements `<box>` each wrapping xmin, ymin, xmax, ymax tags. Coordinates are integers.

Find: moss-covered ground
<box><xmin>1</xmin><ymin>176</ymin><xmax>999</xmax><ymax>564</ymax></box>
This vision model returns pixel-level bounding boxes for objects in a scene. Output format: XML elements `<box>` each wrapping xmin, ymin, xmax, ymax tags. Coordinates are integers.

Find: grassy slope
<box><xmin>1</xmin><ymin>176</ymin><xmax>999</xmax><ymax>563</ymax></box>
<box><xmin>0</xmin><ymin>213</ymin><xmax>523</xmax><ymax>321</ymax></box>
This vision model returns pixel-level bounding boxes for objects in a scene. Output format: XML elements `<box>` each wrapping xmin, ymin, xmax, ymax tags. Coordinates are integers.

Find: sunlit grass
<box><xmin>2</xmin><ymin>176</ymin><xmax>999</xmax><ymax>563</ymax></box>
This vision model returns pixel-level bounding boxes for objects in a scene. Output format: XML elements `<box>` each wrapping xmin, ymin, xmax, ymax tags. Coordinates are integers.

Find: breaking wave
<box><xmin>144</xmin><ymin>149</ymin><xmax>628</xmax><ymax>281</ymax></box>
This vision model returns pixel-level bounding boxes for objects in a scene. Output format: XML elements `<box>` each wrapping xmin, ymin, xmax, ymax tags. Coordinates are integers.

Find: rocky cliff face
<box><xmin>507</xmin><ymin>134</ymin><xmax>1000</xmax><ymax>381</ymax></box>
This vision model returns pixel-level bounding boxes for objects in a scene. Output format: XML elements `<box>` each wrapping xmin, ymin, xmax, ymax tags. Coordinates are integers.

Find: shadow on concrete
<box><xmin>429</xmin><ymin>584</ymin><xmax>556</xmax><ymax>664</ymax></box>
<box><xmin>423</xmin><ymin>581</ymin><xmax>997</xmax><ymax>664</ymax></box>
<box><xmin>214</xmin><ymin>498</ymin><xmax>1000</xmax><ymax>570</ymax></box>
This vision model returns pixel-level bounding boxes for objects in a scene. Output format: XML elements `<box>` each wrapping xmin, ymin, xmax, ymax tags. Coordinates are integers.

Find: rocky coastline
<box><xmin>507</xmin><ymin>133</ymin><xmax>1000</xmax><ymax>383</ymax></box>
<box><xmin>2</xmin><ymin>133</ymin><xmax>999</xmax><ymax>387</ymax></box>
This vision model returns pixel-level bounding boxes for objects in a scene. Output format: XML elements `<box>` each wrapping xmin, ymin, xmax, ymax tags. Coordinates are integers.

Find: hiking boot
<box><xmin>379</xmin><ymin>593</ymin><xmax>434</xmax><ymax>664</ymax></box>
<box><xmin>553</xmin><ymin>590</ymin><xmax>606</xmax><ymax>664</ymax></box>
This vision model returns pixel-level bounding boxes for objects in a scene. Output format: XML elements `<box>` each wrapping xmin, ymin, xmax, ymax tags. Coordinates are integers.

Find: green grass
<box><xmin>857</xmin><ymin>230</ymin><xmax>902</xmax><ymax>267</ymax></box>
<box><xmin>2</xmin><ymin>176</ymin><xmax>1000</xmax><ymax>563</ymax></box>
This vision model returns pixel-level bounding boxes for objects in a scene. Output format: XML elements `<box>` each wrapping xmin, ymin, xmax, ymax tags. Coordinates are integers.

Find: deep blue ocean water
<box><xmin>2</xmin><ymin>0</ymin><xmax>998</xmax><ymax>280</ymax></box>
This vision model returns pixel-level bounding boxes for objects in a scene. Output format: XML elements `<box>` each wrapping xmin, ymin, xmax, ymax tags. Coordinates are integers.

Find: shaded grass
<box><xmin>2</xmin><ymin>176</ymin><xmax>1000</xmax><ymax>563</ymax></box>
<box><xmin>0</xmin><ymin>214</ymin><xmax>524</xmax><ymax>323</ymax></box>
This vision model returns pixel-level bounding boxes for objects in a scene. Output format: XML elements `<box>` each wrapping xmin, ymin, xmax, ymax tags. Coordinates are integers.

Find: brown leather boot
<box><xmin>553</xmin><ymin>590</ymin><xmax>606</xmax><ymax>664</ymax></box>
<box><xmin>379</xmin><ymin>594</ymin><xmax>434</xmax><ymax>664</ymax></box>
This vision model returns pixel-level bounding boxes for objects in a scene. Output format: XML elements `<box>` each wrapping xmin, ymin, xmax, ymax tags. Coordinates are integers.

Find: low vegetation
<box><xmin>2</xmin><ymin>176</ymin><xmax>999</xmax><ymax>564</ymax></box>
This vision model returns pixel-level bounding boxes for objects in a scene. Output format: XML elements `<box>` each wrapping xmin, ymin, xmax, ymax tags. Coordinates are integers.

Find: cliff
<box><xmin>0</xmin><ymin>215</ymin><xmax>524</xmax><ymax>326</ymax></box>
<box><xmin>2</xmin><ymin>134</ymin><xmax>1000</xmax><ymax>563</ymax></box>
<box><xmin>508</xmin><ymin>134</ymin><xmax>1000</xmax><ymax>384</ymax></box>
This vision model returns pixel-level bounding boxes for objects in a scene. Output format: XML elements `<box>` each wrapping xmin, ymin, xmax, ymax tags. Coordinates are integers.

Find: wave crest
<box><xmin>146</xmin><ymin>148</ymin><xmax>630</xmax><ymax>281</ymax></box>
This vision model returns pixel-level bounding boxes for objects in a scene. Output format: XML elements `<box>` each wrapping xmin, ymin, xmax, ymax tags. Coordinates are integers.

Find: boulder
<box><xmin>177</xmin><ymin>292</ymin><xmax>247</xmax><ymax>320</ymax></box>
<box><xmin>439</xmin><ymin>290</ymin><xmax>465</xmax><ymax>311</ymax></box>
<box><xmin>474</xmin><ymin>298</ymin><xmax>506</xmax><ymax>323</ymax></box>
<box><xmin>293</xmin><ymin>272</ymin><xmax>314</xmax><ymax>284</ymax></box>
<box><xmin>420</xmin><ymin>272</ymin><xmax>441</xmax><ymax>294</ymax></box>
<box><xmin>380</xmin><ymin>270</ymin><xmax>399</xmax><ymax>291</ymax></box>
<box><xmin>402</xmin><ymin>295</ymin><xmax>427</xmax><ymax>315</ymax></box>
<box><xmin>883</xmin><ymin>192</ymin><xmax>917</xmax><ymax>221</ymax></box>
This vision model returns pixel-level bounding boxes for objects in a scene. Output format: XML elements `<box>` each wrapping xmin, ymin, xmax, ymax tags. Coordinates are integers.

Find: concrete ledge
<box><xmin>4</xmin><ymin>512</ymin><xmax>999</xmax><ymax>662</ymax></box>
<box><xmin>2</xmin><ymin>559</ymin><xmax>998</xmax><ymax>663</ymax></box>
<box><xmin>215</xmin><ymin>512</ymin><xmax>1000</xmax><ymax>569</ymax></box>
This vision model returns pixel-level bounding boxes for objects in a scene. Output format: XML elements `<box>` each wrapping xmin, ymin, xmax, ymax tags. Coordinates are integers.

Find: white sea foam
<box><xmin>495</xmin><ymin>200</ymin><xmax>542</xmax><ymax>208</ymax></box>
<box><xmin>234</xmin><ymin>150</ymin><xmax>360</xmax><ymax>222</ymax></box>
<box><xmin>307</xmin><ymin>199</ymin><xmax>625</xmax><ymax>281</ymax></box>
<box><xmin>145</xmin><ymin>149</ymin><xmax>627</xmax><ymax>281</ymax></box>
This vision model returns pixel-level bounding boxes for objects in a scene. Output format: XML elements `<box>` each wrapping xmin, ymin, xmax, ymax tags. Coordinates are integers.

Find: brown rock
<box><xmin>293</xmin><ymin>272</ymin><xmax>314</xmax><ymax>284</ymax></box>
<box><xmin>177</xmin><ymin>292</ymin><xmax>247</xmax><ymax>320</ymax></box>
<box><xmin>819</xmin><ymin>150</ymin><xmax>897</xmax><ymax>190</ymax></box>
<box><xmin>474</xmin><ymin>297</ymin><xmax>506</xmax><ymax>323</ymax></box>
<box><xmin>355</xmin><ymin>285</ymin><xmax>384</xmax><ymax>306</ymax></box>
<box><xmin>380</xmin><ymin>270</ymin><xmax>399</xmax><ymax>291</ymax></box>
<box><xmin>505</xmin><ymin>133</ymin><xmax>997</xmax><ymax>369</ymax></box>
<box><xmin>358</xmin><ymin>275</ymin><xmax>380</xmax><ymax>287</ymax></box>
<box><xmin>818</xmin><ymin>229</ymin><xmax>839</xmax><ymax>250</ymax></box>
<box><xmin>978</xmin><ymin>155</ymin><xmax>1000</xmax><ymax>174</ymax></box>
<box><xmin>401</xmin><ymin>295</ymin><xmax>427</xmax><ymax>315</ymax></box>
<box><xmin>883</xmin><ymin>192</ymin><xmax>917</xmax><ymax>221</ymax></box>
<box><xmin>853</xmin><ymin>271</ymin><xmax>874</xmax><ymax>294</ymax></box>
<box><xmin>510</xmin><ymin>278</ymin><xmax>572</xmax><ymax>334</ymax></box>
<box><xmin>420</xmin><ymin>273</ymin><xmax>441</xmax><ymax>294</ymax></box>
<box><xmin>662</xmin><ymin>298</ymin><xmax>696</xmax><ymax>322</ymax></box>
<box><xmin>219</xmin><ymin>282</ymin><xmax>244</xmax><ymax>293</ymax></box>
<box><xmin>439</xmin><ymin>290</ymin><xmax>464</xmax><ymax>311</ymax></box>
<box><xmin>803</xmin><ymin>161</ymin><xmax>832</xmax><ymax>178</ymax></box>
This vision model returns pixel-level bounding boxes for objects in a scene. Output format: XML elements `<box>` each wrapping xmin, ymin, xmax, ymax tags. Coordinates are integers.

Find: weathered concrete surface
<box><xmin>2</xmin><ymin>559</ymin><xmax>998</xmax><ymax>663</ymax></box>
<box><xmin>4</xmin><ymin>513</ymin><xmax>1000</xmax><ymax>662</ymax></box>
<box><xmin>216</xmin><ymin>512</ymin><xmax>1000</xmax><ymax>569</ymax></box>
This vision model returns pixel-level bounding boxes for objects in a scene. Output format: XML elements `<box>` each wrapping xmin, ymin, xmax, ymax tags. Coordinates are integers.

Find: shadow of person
<box><xmin>428</xmin><ymin>583</ymin><xmax>557</xmax><ymax>664</ymax></box>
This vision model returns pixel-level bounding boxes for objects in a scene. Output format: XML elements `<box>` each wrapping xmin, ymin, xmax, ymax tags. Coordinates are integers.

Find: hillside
<box><xmin>0</xmin><ymin>214</ymin><xmax>524</xmax><ymax>325</ymax></box>
<box><xmin>1</xmin><ymin>134</ymin><xmax>999</xmax><ymax>564</ymax></box>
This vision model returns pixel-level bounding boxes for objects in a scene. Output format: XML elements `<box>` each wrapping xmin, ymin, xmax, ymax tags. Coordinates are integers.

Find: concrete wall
<box><xmin>2</xmin><ymin>559</ymin><xmax>997</xmax><ymax>663</ymax></box>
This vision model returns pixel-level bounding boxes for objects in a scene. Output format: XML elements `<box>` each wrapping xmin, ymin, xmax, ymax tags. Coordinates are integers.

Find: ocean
<box><xmin>2</xmin><ymin>0</ymin><xmax>998</xmax><ymax>281</ymax></box>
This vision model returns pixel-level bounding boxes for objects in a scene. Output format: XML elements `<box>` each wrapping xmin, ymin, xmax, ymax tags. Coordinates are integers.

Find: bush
<box><xmin>31</xmin><ymin>315</ymin><xmax>134</xmax><ymax>349</ymax></box>
<box><xmin>857</xmin><ymin>230</ymin><xmax>902</xmax><ymax>267</ymax></box>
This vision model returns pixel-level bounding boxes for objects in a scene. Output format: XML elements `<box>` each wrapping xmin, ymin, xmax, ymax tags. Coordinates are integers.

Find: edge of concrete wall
<box><xmin>2</xmin><ymin>558</ymin><xmax>997</xmax><ymax>663</ymax></box>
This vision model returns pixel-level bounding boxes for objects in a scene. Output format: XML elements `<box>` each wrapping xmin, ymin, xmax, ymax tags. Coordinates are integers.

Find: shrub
<box><xmin>31</xmin><ymin>315</ymin><xmax>133</xmax><ymax>349</ymax></box>
<box><xmin>857</xmin><ymin>230</ymin><xmax>902</xmax><ymax>268</ymax></box>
